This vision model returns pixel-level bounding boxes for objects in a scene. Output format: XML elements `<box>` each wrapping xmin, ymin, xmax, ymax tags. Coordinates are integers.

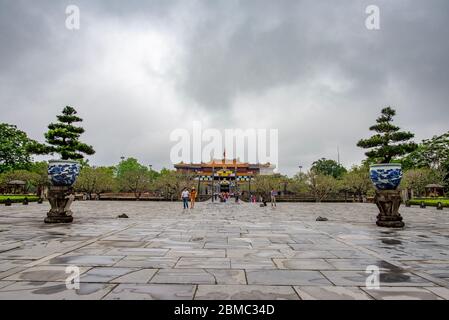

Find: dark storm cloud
<box><xmin>0</xmin><ymin>0</ymin><xmax>448</xmax><ymax>174</ymax></box>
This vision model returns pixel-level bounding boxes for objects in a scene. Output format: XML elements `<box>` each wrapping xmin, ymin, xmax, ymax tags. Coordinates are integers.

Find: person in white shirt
<box><xmin>270</xmin><ymin>189</ymin><xmax>277</xmax><ymax>207</ymax></box>
<box><xmin>181</xmin><ymin>189</ymin><xmax>190</xmax><ymax>209</ymax></box>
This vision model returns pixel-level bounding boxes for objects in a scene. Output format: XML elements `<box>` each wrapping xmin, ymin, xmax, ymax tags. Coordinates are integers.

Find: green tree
<box><xmin>342</xmin><ymin>165</ymin><xmax>373</xmax><ymax>202</ymax></box>
<box><xmin>74</xmin><ymin>166</ymin><xmax>116</xmax><ymax>199</ymax></box>
<box><xmin>116</xmin><ymin>158</ymin><xmax>152</xmax><ymax>199</ymax></box>
<box><xmin>28</xmin><ymin>161</ymin><xmax>50</xmax><ymax>197</ymax></box>
<box><xmin>0</xmin><ymin>170</ymin><xmax>40</xmax><ymax>193</ymax></box>
<box><xmin>404</xmin><ymin>132</ymin><xmax>449</xmax><ymax>169</ymax></box>
<box><xmin>252</xmin><ymin>174</ymin><xmax>286</xmax><ymax>197</ymax></box>
<box><xmin>287</xmin><ymin>172</ymin><xmax>309</xmax><ymax>194</ymax></box>
<box><xmin>357</xmin><ymin>107</ymin><xmax>417</xmax><ymax>163</ymax></box>
<box><xmin>307</xmin><ymin>170</ymin><xmax>339</xmax><ymax>202</ymax></box>
<box><xmin>311</xmin><ymin>158</ymin><xmax>347</xmax><ymax>179</ymax></box>
<box><xmin>31</xmin><ymin>106</ymin><xmax>95</xmax><ymax>160</ymax></box>
<box><xmin>153</xmin><ymin>170</ymin><xmax>195</xmax><ymax>200</ymax></box>
<box><xmin>401</xmin><ymin>168</ymin><xmax>443</xmax><ymax>198</ymax></box>
<box><xmin>0</xmin><ymin>123</ymin><xmax>38</xmax><ymax>173</ymax></box>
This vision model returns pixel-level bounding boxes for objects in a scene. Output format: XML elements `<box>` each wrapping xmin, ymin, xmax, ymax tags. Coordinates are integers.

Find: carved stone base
<box><xmin>374</xmin><ymin>190</ymin><xmax>405</xmax><ymax>228</ymax></box>
<box><xmin>45</xmin><ymin>215</ymin><xmax>74</xmax><ymax>223</ymax></box>
<box><xmin>45</xmin><ymin>186</ymin><xmax>75</xmax><ymax>224</ymax></box>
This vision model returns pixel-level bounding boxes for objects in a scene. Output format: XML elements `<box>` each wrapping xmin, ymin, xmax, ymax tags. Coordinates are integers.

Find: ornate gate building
<box><xmin>174</xmin><ymin>158</ymin><xmax>275</xmax><ymax>195</ymax></box>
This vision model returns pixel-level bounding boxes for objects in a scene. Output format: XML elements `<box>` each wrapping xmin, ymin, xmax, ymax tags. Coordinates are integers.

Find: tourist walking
<box><xmin>270</xmin><ymin>189</ymin><xmax>277</xmax><ymax>207</ymax></box>
<box><xmin>190</xmin><ymin>187</ymin><xmax>197</xmax><ymax>209</ymax></box>
<box><xmin>181</xmin><ymin>188</ymin><xmax>190</xmax><ymax>209</ymax></box>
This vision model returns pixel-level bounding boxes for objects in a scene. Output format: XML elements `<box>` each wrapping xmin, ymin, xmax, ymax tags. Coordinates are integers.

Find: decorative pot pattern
<box><xmin>369</xmin><ymin>164</ymin><xmax>403</xmax><ymax>190</ymax></box>
<box><xmin>48</xmin><ymin>160</ymin><xmax>80</xmax><ymax>186</ymax></box>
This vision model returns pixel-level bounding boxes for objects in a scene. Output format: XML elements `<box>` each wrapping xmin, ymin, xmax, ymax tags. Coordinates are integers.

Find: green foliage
<box><xmin>311</xmin><ymin>158</ymin><xmax>347</xmax><ymax>179</ymax></box>
<box><xmin>306</xmin><ymin>171</ymin><xmax>339</xmax><ymax>202</ymax></box>
<box><xmin>0</xmin><ymin>170</ymin><xmax>42</xmax><ymax>193</ymax></box>
<box><xmin>116</xmin><ymin>158</ymin><xmax>152</xmax><ymax>199</ymax></box>
<box><xmin>74</xmin><ymin>166</ymin><xmax>116</xmax><ymax>197</ymax></box>
<box><xmin>27</xmin><ymin>161</ymin><xmax>50</xmax><ymax>187</ymax></box>
<box><xmin>401</xmin><ymin>168</ymin><xmax>443</xmax><ymax>198</ymax></box>
<box><xmin>0</xmin><ymin>123</ymin><xmax>38</xmax><ymax>173</ymax></box>
<box><xmin>0</xmin><ymin>195</ymin><xmax>39</xmax><ymax>203</ymax></box>
<box><xmin>288</xmin><ymin>172</ymin><xmax>309</xmax><ymax>194</ymax></box>
<box><xmin>357</xmin><ymin>107</ymin><xmax>417</xmax><ymax>163</ymax></box>
<box><xmin>403</xmin><ymin>132</ymin><xmax>449</xmax><ymax>179</ymax></box>
<box><xmin>153</xmin><ymin>169</ymin><xmax>195</xmax><ymax>199</ymax></box>
<box><xmin>341</xmin><ymin>164</ymin><xmax>374</xmax><ymax>201</ymax></box>
<box><xmin>30</xmin><ymin>106</ymin><xmax>95</xmax><ymax>160</ymax></box>
<box><xmin>252</xmin><ymin>174</ymin><xmax>287</xmax><ymax>196</ymax></box>
<box><xmin>408</xmin><ymin>198</ymin><xmax>449</xmax><ymax>207</ymax></box>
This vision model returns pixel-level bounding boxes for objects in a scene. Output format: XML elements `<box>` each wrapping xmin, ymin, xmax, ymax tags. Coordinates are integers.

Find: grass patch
<box><xmin>0</xmin><ymin>195</ymin><xmax>39</xmax><ymax>204</ymax></box>
<box><xmin>409</xmin><ymin>198</ymin><xmax>449</xmax><ymax>207</ymax></box>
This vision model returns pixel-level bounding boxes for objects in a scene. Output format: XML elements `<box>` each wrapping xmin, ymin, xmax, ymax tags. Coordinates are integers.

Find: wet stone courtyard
<box><xmin>1</xmin><ymin>201</ymin><xmax>449</xmax><ymax>300</ymax></box>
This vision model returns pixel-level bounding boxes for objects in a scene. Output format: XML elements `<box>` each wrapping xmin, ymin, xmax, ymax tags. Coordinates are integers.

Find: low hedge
<box><xmin>408</xmin><ymin>198</ymin><xmax>449</xmax><ymax>207</ymax></box>
<box><xmin>0</xmin><ymin>195</ymin><xmax>40</xmax><ymax>204</ymax></box>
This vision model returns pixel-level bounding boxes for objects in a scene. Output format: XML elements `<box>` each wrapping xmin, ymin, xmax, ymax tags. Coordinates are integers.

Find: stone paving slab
<box><xmin>195</xmin><ymin>285</ymin><xmax>300</xmax><ymax>300</ymax></box>
<box><xmin>80</xmin><ymin>267</ymin><xmax>138</xmax><ymax>283</ymax></box>
<box><xmin>273</xmin><ymin>258</ymin><xmax>335</xmax><ymax>270</ymax></box>
<box><xmin>321</xmin><ymin>271</ymin><xmax>435</xmax><ymax>287</ymax></box>
<box><xmin>4</xmin><ymin>266</ymin><xmax>91</xmax><ymax>282</ymax></box>
<box><xmin>247</xmin><ymin>270</ymin><xmax>333</xmax><ymax>286</ymax></box>
<box><xmin>360</xmin><ymin>287</ymin><xmax>443</xmax><ymax>300</ymax></box>
<box><xmin>294</xmin><ymin>286</ymin><xmax>373</xmax><ymax>300</ymax></box>
<box><xmin>175</xmin><ymin>257</ymin><xmax>231</xmax><ymax>269</ymax></box>
<box><xmin>113</xmin><ymin>256</ymin><xmax>179</xmax><ymax>268</ymax></box>
<box><xmin>1</xmin><ymin>201</ymin><xmax>449</xmax><ymax>299</ymax></box>
<box><xmin>103</xmin><ymin>284</ymin><xmax>196</xmax><ymax>300</ymax></box>
<box><xmin>0</xmin><ymin>281</ymin><xmax>115</xmax><ymax>300</ymax></box>
<box><xmin>151</xmin><ymin>269</ymin><xmax>216</xmax><ymax>284</ymax></box>
<box><xmin>48</xmin><ymin>255</ymin><xmax>125</xmax><ymax>267</ymax></box>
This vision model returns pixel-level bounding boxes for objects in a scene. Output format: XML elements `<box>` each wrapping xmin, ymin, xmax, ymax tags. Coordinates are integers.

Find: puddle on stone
<box><xmin>381</xmin><ymin>239</ymin><xmax>402</xmax><ymax>245</ymax></box>
<box><xmin>380</xmin><ymin>272</ymin><xmax>411</xmax><ymax>283</ymax></box>
<box><xmin>20</xmin><ymin>270</ymin><xmax>67</xmax><ymax>281</ymax></box>
<box><xmin>377</xmin><ymin>260</ymin><xmax>403</xmax><ymax>272</ymax></box>
<box><xmin>31</xmin><ymin>282</ymin><xmax>106</xmax><ymax>296</ymax></box>
<box><xmin>33</xmin><ymin>283</ymin><xmax>67</xmax><ymax>295</ymax></box>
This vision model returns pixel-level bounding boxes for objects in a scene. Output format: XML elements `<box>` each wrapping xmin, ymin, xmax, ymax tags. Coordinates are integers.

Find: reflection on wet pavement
<box><xmin>0</xmin><ymin>201</ymin><xmax>449</xmax><ymax>300</ymax></box>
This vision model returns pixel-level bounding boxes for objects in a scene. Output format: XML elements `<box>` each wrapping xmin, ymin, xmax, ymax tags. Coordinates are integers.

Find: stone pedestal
<box><xmin>374</xmin><ymin>190</ymin><xmax>404</xmax><ymax>228</ymax></box>
<box><xmin>45</xmin><ymin>186</ymin><xmax>75</xmax><ymax>224</ymax></box>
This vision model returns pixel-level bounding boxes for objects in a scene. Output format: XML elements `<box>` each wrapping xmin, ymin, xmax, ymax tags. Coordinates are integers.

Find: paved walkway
<box><xmin>0</xmin><ymin>201</ymin><xmax>449</xmax><ymax>300</ymax></box>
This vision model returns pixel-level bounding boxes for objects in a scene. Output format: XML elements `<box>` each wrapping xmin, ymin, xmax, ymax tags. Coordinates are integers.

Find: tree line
<box><xmin>1</xmin><ymin>106</ymin><xmax>448</xmax><ymax>201</ymax></box>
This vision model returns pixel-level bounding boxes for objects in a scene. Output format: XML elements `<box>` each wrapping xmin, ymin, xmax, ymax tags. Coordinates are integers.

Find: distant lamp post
<box><xmin>120</xmin><ymin>156</ymin><xmax>125</xmax><ymax>161</ymax></box>
<box><xmin>298</xmin><ymin>165</ymin><xmax>303</xmax><ymax>175</ymax></box>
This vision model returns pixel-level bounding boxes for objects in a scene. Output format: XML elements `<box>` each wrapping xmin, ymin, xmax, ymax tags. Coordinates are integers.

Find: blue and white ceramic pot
<box><xmin>48</xmin><ymin>160</ymin><xmax>81</xmax><ymax>187</ymax></box>
<box><xmin>369</xmin><ymin>163</ymin><xmax>403</xmax><ymax>191</ymax></box>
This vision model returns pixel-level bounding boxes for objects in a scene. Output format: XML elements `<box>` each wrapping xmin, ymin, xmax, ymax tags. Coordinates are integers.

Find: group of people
<box><xmin>181</xmin><ymin>187</ymin><xmax>197</xmax><ymax>209</ymax></box>
<box><xmin>181</xmin><ymin>188</ymin><xmax>278</xmax><ymax>209</ymax></box>
<box><xmin>250</xmin><ymin>189</ymin><xmax>277</xmax><ymax>207</ymax></box>
<box><xmin>213</xmin><ymin>192</ymin><xmax>240</xmax><ymax>203</ymax></box>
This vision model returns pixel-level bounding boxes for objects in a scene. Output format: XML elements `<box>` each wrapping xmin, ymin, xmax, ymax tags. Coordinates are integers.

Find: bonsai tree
<box><xmin>357</xmin><ymin>107</ymin><xmax>417</xmax><ymax>163</ymax></box>
<box><xmin>31</xmin><ymin>106</ymin><xmax>95</xmax><ymax>160</ymax></box>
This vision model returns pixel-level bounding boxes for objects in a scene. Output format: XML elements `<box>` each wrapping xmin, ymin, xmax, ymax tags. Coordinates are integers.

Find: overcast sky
<box><xmin>1</xmin><ymin>0</ymin><xmax>448</xmax><ymax>176</ymax></box>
